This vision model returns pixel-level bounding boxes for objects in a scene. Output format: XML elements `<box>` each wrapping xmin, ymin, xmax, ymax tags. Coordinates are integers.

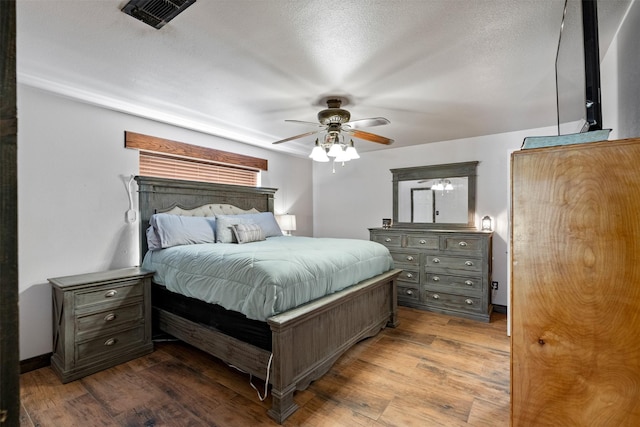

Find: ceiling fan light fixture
<box><xmin>327</xmin><ymin>143</ymin><xmax>344</xmax><ymax>158</ymax></box>
<box><xmin>345</xmin><ymin>139</ymin><xmax>360</xmax><ymax>160</ymax></box>
<box><xmin>309</xmin><ymin>139</ymin><xmax>330</xmax><ymax>162</ymax></box>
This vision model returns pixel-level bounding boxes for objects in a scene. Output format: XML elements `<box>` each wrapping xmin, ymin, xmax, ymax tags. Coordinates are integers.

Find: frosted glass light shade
<box><xmin>327</xmin><ymin>143</ymin><xmax>343</xmax><ymax>157</ymax></box>
<box><xmin>345</xmin><ymin>140</ymin><xmax>360</xmax><ymax>159</ymax></box>
<box><xmin>309</xmin><ymin>146</ymin><xmax>329</xmax><ymax>162</ymax></box>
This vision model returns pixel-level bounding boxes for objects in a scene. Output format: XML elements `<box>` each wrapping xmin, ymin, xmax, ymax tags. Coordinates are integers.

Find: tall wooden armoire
<box><xmin>511</xmin><ymin>137</ymin><xmax>640</xmax><ymax>426</ymax></box>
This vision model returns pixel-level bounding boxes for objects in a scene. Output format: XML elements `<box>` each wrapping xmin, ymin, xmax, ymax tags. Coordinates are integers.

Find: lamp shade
<box><xmin>276</xmin><ymin>214</ymin><xmax>296</xmax><ymax>235</ymax></box>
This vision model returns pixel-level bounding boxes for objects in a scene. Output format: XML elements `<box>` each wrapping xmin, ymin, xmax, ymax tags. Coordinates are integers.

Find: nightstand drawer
<box><xmin>425</xmin><ymin>273</ymin><xmax>482</xmax><ymax>296</ymax></box>
<box><xmin>76</xmin><ymin>325</ymin><xmax>145</xmax><ymax>363</ymax></box>
<box><xmin>75</xmin><ymin>280</ymin><xmax>144</xmax><ymax>309</ymax></box>
<box><xmin>76</xmin><ymin>302</ymin><xmax>144</xmax><ymax>337</ymax></box>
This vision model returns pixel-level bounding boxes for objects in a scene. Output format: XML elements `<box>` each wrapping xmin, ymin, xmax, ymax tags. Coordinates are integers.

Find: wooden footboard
<box><xmin>155</xmin><ymin>268</ymin><xmax>401</xmax><ymax>423</ymax></box>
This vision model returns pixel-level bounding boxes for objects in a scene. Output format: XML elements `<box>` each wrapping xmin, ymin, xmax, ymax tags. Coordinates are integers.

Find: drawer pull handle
<box><xmin>419</xmin><ymin>240</ymin><xmax>427</xmax><ymax>244</ymax></box>
<box><xmin>406</xmin><ymin>273</ymin><xmax>413</xmax><ymax>279</ymax></box>
<box><xmin>104</xmin><ymin>338</ymin><xmax>117</xmax><ymax>346</ymax></box>
<box><xmin>432</xmin><ymin>276</ymin><xmax>440</xmax><ymax>282</ymax></box>
<box><xmin>432</xmin><ymin>294</ymin><xmax>440</xmax><ymax>300</ymax></box>
<box><xmin>406</xmin><ymin>256</ymin><xmax>414</xmax><ymax>261</ymax></box>
<box><xmin>432</xmin><ymin>258</ymin><xmax>440</xmax><ymax>263</ymax></box>
<box><xmin>459</xmin><ymin>241</ymin><xmax>468</xmax><ymax>247</ymax></box>
<box><xmin>464</xmin><ymin>261</ymin><xmax>474</xmax><ymax>266</ymax></box>
<box><xmin>104</xmin><ymin>313</ymin><xmax>116</xmax><ymax>322</ymax></box>
<box><xmin>104</xmin><ymin>290</ymin><xmax>118</xmax><ymax>298</ymax></box>
<box><xmin>406</xmin><ymin>289</ymin><xmax>414</xmax><ymax>296</ymax></box>
<box><xmin>465</xmin><ymin>299</ymin><xmax>474</xmax><ymax>305</ymax></box>
<box><xmin>385</xmin><ymin>238</ymin><xmax>392</xmax><ymax>242</ymax></box>
<box><xmin>465</xmin><ymin>280</ymin><xmax>473</xmax><ymax>286</ymax></box>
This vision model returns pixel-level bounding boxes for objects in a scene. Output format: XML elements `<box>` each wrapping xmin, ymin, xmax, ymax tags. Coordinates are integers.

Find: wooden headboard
<box><xmin>135</xmin><ymin>176</ymin><xmax>277</xmax><ymax>261</ymax></box>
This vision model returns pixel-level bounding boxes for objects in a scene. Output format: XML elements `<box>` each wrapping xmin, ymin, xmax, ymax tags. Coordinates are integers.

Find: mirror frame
<box><xmin>391</xmin><ymin>161</ymin><xmax>478</xmax><ymax>229</ymax></box>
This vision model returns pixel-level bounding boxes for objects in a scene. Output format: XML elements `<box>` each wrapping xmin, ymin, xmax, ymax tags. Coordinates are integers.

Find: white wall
<box><xmin>312</xmin><ymin>125</ymin><xmax>557</xmax><ymax>307</ymax></box>
<box><xmin>602</xmin><ymin>0</ymin><xmax>640</xmax><ymax>139</ymax></box>
<box><xmin>17</xmin><ymin>85</ymin><xmax>313</xmax><ymax>360</ymax></box>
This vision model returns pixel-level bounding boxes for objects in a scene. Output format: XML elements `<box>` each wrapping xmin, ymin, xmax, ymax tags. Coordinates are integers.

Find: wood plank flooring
<box><xmin>20</xmin><ymin>307</ymin><xmax>510</xmax><ymax>426</ymax></box>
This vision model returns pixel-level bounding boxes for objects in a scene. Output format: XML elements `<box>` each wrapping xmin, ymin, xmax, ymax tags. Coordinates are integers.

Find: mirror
<box><xmin>391</xmin><ymin>161</ymin><xmax>477</xmax><ymax>229</ymax></box>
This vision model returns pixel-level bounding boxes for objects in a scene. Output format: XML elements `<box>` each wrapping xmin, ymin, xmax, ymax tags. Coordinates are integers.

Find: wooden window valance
<box><xmin>124</xmin><ymin>131</ymin><xmax>268</xmax><ymax>171</ymax></box>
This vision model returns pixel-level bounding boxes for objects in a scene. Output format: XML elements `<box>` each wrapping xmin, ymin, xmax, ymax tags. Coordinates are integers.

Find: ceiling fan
<box><xmin>272</xmin><ymin>97</ymin><xmax>394</xmax><ymax>146</ymax></box>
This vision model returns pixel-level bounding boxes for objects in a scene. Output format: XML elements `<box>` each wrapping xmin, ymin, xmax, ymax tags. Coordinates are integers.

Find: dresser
<box><xmin>511</xmin><ymin>138</ymin><xmax>640</xmax><ymax>425</ymax></box>
<box><xmin>49</xmin><ymin>267</ymin><xmax>154</xmax><ymax>383</ymax></box>
<box><xmin>370</xmin><ymin>228</ymin><xmax>492</xmax><ymax>322</ymax></box>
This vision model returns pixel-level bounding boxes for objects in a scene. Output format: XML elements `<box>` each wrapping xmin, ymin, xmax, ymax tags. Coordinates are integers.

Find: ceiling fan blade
<box><xmin>343</xmin><ymin>117</ymin><xmax>390</xmax><ymax>129</ymax></box>
<box><xmin>344</xmin><ymin>128</ymin><xmax>394</xmax><ymax>145</ymax></box>
<box><xmin>272</xmin><ymin>129</ymin><xmax>320</xmax><ymax>144</ymax></box>
<box><xmin>285</xmin><ymin>119</ymin><xmax>324</xmax><ymax>127</ymax></box>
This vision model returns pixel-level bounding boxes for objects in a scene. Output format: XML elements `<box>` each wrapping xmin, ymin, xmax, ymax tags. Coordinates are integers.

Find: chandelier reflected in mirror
<box><xmin>431</xmin><ymin>179</ymin><xmax>454</xmax><ymax>192</ymax></box>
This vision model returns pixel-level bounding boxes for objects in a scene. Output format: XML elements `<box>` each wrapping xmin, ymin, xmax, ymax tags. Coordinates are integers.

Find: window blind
<box><xmin>139</xmin><ymin>152</ymin><xmax>257</xmax><ymax>187</ymax></box>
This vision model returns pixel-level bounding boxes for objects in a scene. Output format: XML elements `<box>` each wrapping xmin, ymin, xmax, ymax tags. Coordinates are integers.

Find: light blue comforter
<box><xmin>142</xmin><ymin>236</ymin><xmax>394</xmax><ymax>321</ymax></box>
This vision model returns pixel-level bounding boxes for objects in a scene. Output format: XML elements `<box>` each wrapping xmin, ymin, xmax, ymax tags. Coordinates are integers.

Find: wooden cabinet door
<box><xmin>511</xmin><ymin>139</ymin><xmax>640</xmax><ymax>426</ymax></box>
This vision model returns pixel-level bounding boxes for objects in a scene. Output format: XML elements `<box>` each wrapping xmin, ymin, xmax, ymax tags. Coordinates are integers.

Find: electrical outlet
<box><xmin>491</xmin><ymin>281</ymin><xmax>499</xmax><ymax>290</ymax></box>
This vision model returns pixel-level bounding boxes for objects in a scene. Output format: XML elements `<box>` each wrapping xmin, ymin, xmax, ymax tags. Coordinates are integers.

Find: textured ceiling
<box><xmin>16</xmin><ymin>0</ymin><xmax>631</xmax><ymax>157</ymax></box>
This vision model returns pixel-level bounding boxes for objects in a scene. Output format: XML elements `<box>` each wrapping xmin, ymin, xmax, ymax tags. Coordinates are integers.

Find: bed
<box><xmin>136</xmin><ymin>176</ymin><xmax>401</xmax><ymax>423</ymax></box>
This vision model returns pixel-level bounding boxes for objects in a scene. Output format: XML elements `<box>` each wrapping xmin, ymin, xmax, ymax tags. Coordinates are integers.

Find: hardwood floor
<box><xmin>20</xmin><ymin>307</ymin><xmax>510</xmax><ymax>426</ymax></box>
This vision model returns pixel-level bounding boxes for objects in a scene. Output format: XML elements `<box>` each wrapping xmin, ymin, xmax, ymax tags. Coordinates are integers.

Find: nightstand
<box><xmin>49</xmin><ymin>267</ymin><xmax>154</xmax><ymax>383</ymax></box>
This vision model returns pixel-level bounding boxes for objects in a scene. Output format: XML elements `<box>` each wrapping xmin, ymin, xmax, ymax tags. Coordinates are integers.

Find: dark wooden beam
<box><xmin>0</xmin><ymin>1</ymin><xmax>20</xmax><ymax>425</ymax></box>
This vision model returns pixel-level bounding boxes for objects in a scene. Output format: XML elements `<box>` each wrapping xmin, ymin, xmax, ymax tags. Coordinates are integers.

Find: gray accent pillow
<box><xmin>230</xmin><ymin>223</ymin><xmax>265</xmax><ymax>244</ymax></box>
<box><xmin>215</xmin><ymin>212</ymin><xmax>282</xmax><ymax>243</ymax></box>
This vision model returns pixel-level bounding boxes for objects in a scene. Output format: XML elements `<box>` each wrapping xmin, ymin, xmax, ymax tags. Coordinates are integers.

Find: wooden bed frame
<box><xmin>136</xmin><ymin>176</ymin><xmax>401</xmax><ymax>423</ymax></box>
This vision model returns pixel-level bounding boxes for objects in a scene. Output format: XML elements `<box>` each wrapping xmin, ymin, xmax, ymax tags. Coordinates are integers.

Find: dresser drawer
<box><xmin>397</xmin><ymin>268</ymin><xmax>420</xmax><ymax>284</ymax></box>
<box><xmin>442</xmin><ymin>236</ymin><xmax>483</xmax><ymax>254</ymax></box>
<box><xmin>76</xmin><ymin>302</ymin><xmax>144</xmax><ymax>338</ymax></box>
<box><xmin>75</xmin><ymin>279</ymin><xmax>144</xmax><ymax>310</ymax></box>
<box><xmin>425</xmin><ymin>273</ymin><xmax>483</xmax><ymax>296</ymax></box>
<box><xmin>406</xmin><ymin>235</ymin><xmax>439</xmax><ymax>250</ymax></box>
<box><xmin>390</xmin><ymin>251</ymin><xmax>420</xmax><ymax>267</ymax></box>
<box><xmin>397</xmin><ymin>284</ymin><xmax>420</xmax><ymax>303</ymax></box>
<box><xmin>76</xmin><ymin>325</ymin><xmax>146</xmax><ymax>363</ymax></box>
<box><xmin>371</xmin><ymin>233</ymin><xmax>402</xmax><ymax>248</ymax></box>
<box><xmin>423</xmin><ymin>291</ymin><xmax>484</xmax><ymax>315</ymax></box>
<box><xmin>425</xmin><ymin>254</ymin><xmax>482</xmax><ymax>273</ymax></box>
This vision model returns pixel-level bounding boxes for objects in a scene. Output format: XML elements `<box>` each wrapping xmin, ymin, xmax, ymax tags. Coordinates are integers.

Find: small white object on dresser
<box><xmin>49</xmin><ymin>267</ymin><xmax>154</xmax><ymax>383</ymax></box>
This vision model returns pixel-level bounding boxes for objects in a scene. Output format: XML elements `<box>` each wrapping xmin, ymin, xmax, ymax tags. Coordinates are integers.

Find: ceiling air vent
<box><xmin>121</xmin><ymin>0</ymin><xmax>196</xmax><ymax>30</ymax></box>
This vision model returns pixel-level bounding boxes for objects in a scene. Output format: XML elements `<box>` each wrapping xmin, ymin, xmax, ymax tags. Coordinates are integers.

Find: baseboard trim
<box><xmin>493</xmin><ymin>304</ymin><xmax>507</xmax><ymax>314</ymax></box>
<box><xmin>20</xmin><ymin>353</ymin><xmax>52</xmax><ymax>374</ymax></box>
